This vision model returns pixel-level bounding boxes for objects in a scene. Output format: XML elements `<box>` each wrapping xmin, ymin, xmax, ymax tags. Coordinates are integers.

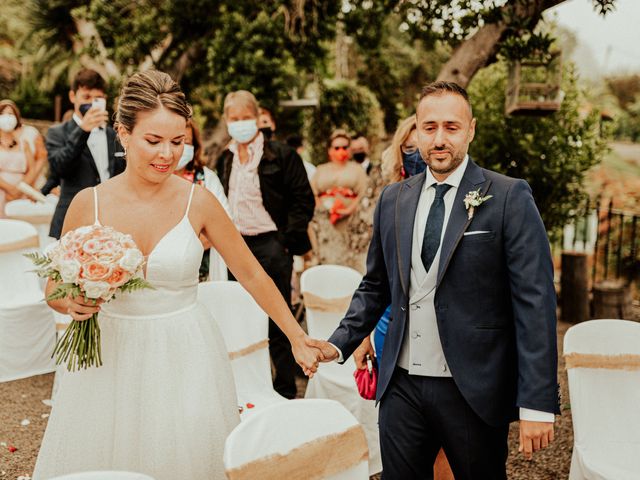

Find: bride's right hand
<box><xmin>291</xmin><ymin>335</ymin><xmax>324</xmax><ymax>378</ymax></box>
<box><xmin>64</xmin><ymin>295</ymin><xmax>103</xmax><ymax>321</ymax></box>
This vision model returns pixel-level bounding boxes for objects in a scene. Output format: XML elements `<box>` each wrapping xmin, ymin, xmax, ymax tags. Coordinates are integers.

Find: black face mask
<box><xmin>402</xmin><ymin>150</ymin><xmax>427</xmax><ymax>178</ymax></box>
<box><xmin>79</xmin><ymin>103</ymin><xmax>92</xmax><ymax>116</ymax></box>
<box><xmin>352</xmin><ymin>152</ymin><xmax>367</xmax><ymax>163</ymax></box>
<box><xmin>259</xmin><ymin>127</ymin><xmax>273</xmax><ymax>140</ymax></box>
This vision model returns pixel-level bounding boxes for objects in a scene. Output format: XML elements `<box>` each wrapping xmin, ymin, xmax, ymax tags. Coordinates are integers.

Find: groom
<box><xmin>311</xmin><ymin>82</ymin><xmax>560</xmax><ymax>479</ymax></box>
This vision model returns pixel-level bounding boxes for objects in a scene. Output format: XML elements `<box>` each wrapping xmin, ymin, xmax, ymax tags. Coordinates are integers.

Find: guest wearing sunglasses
<box><xmin>309</xmin><ymin>129</ymin><xmax>369</xmax><ymax>272</ymax></box>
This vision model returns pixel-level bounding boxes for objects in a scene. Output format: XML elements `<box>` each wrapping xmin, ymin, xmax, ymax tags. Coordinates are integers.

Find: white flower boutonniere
<box><xmin>463</xmin><ymin>189</ymin><xmax>493</xmax><ymax>220</ymax></box>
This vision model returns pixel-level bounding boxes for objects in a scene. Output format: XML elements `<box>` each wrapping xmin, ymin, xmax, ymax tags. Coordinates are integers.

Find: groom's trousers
<box><xmin>379</xmin><ymin>367</ymin><xmax>509</xmax><ymax>480</ymax></box>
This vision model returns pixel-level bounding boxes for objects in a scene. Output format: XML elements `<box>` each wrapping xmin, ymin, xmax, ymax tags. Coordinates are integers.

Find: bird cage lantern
<box><xmin>505</xmin><ymin>51</ymin><xmax>563</xmax><ymax>116</ymax></box>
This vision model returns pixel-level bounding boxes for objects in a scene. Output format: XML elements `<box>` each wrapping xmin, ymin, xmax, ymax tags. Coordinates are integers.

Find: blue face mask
<box><xmin>402</xmin><ymin>150</ymin><xmax>426</xmax><ymax>178</ymax></box>
<box><xmin>227</xmin><ymin>119</ymin><xmax>258</xmax><ymax>144</ymax></box>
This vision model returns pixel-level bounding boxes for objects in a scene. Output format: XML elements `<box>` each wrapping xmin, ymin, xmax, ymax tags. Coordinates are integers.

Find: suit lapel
<box><xmin>395</xmin><ymin>172</ymin><xmax>426</xmax><ymax>296</ymax></box>
<box><xmin>437</xmin><ymin>159</ymin><xmax>491</xmax><ymax>286</ymax></box>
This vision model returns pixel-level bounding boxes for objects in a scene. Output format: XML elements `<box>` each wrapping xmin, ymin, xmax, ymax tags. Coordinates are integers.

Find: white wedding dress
<box><xmin>33</xmin><ymin>185</ymin><xmax>240</xmax><ymax>479</ymax></box>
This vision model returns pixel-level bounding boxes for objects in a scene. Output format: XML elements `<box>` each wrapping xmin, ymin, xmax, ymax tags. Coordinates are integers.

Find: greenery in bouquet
<box><xmin>26</xmin><ymin>225</ymin><xmax>153</xmax><ymax>371</ymax></box>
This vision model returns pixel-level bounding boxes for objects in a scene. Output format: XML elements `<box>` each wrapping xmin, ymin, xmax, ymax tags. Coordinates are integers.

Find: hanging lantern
<box><xmin>505</xmin><ymin>51</ymin><xmax>563</xmax><ymax>116</ymax></box>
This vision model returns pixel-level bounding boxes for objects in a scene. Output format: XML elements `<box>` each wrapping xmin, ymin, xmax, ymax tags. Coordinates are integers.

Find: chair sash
<box><xmin>228</xmin><ymin>339</ymin><xmax>269</xmax><ymax>360</ymax></box>
<box><xmin>565</xmin><ymin>353</ymin><xmax>640</xmax><ymax>370</ymax></box>
<box><xmin>302</xmin><ymin>291</ymin><xmax>352</xmax><ymax>314</ymax></box>
<box><xmin>0</xmin><ymin>235</ymin><xmax>39</xmax><ymax>253</ymax></box>
<box><xmin>225</xmin><ymin>424</ymin><xmax>368</xmax><ymax>480</ymax></box>
<box><xmin>7</xmin><ymin>214</ymin><xmax>53</xmax><ymax>225</ymax></box>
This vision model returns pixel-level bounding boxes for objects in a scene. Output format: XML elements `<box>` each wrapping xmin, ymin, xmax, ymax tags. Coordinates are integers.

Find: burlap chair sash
<box><xmin>302</xmin><ymin>291</ymin><xmax>352</xmax><ymax>314</ymax></box>
<box><xmin>226</xmin><ymin>425</ymin><xmax>368</xmax><ymax>480</ymax></box>
<box><xmin>0</xmin><ymin>235</ymin><xmax>39</xmax><ymax>253</ymax></box>
<box><xmin>7</xmin><ymin>214</ymin><xmax>53</xmax><ymax>225</ymax></box>
<box><xmin>565</xmin><ymin>353</ymin><xmax>640</xmax><ymax>371</ymax></box>
<box><xmin>228</xmin><ymin>339</ymin><xmax>269</xmax><ymax>360</ymax></box>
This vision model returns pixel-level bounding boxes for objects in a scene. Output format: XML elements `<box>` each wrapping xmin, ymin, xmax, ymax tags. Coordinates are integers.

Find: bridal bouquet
<box><xmin>26</xmin><ymin>225</ymin><xmax>152</xmax><ymax>371</ymax></box>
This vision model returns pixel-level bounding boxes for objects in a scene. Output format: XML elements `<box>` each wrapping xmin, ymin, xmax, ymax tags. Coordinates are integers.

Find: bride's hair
<box><xmin>115</xmin><ymin>70</ymin><xmax>192</xmax><ymax>133</ymax></box>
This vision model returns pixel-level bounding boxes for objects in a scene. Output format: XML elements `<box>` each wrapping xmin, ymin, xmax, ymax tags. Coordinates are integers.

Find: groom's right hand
<box><xmin>305</xmin><ymin>338</ymin><xmax>339</xmax><ymax>362</ymax></box>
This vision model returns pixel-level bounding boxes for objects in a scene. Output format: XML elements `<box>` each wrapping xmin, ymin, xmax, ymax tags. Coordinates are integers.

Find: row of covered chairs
<box><xmin>5</xmin><ymin>208</ymin><xmax>639</xmax><ymax>480</ymax></box>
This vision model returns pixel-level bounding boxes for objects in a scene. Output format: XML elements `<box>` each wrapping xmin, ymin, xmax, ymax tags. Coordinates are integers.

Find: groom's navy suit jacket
<box><xmin>328</xmin><ymin>158</ymin><xmax>560</xmax><ymax>426</ymax></box>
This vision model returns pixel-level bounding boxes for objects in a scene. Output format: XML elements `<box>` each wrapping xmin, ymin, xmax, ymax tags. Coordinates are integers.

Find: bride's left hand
<box><xmin>291</xmin><ymin>335</ymin><xmax>323</xmax><ymax>378</ymax></box>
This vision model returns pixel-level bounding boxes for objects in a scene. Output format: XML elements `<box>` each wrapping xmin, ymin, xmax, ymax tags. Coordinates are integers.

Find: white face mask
<box><xmin>0</xmin><ymin>114</ymin><xmax>18</xmax><ymax>132</ymax></box>
<box><xmin>227</xmin><ymin>119</ymin><xmax>258</xmax><ymax>144</ymax></box>
<box><xmin>177</xmin><ymin>144</ymin><xmax>194</xmax><ymax>170</ymax></box>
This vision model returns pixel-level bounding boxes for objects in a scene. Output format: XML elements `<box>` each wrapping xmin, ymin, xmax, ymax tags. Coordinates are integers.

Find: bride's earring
<box><xmin>115</xmin><ymin>144</ymin><xmax>127</xmax><ymax>159</ymax></box>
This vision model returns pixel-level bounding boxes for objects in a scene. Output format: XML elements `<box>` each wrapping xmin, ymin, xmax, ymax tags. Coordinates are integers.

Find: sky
<box><xmin>547</xmin><ymin>0</ymin><xmax>640</xmax><ymax>77</ymax></box>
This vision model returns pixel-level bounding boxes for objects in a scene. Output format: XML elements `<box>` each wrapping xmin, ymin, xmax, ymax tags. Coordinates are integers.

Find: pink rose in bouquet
<box><xmin>26</xmin><ymin>225</ymin><xmax>152</xmax><ymax>371</ymax></box>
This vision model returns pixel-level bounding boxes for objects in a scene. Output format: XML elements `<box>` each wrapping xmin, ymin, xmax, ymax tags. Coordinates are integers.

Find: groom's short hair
<box><xmin>419</xmin><ymin>81</ymin><xmax>472</xmax><ymax>116</ymax></box>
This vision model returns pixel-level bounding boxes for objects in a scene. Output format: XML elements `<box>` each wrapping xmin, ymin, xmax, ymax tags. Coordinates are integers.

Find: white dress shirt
<box><xmin>227</xmin><ymin>133</ymin><xmax>278</xmax><ymax>235</ymax></box>
<box><xmin>73</xmin><ymin>114</ymin><xmax>109</xmax><ymax>183</ymax></box>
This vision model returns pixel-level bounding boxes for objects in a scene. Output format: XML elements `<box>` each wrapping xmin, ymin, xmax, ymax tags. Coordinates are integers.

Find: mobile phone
<box><xmin>92</xmin><ymin>98</ymin><xmax>107</xmax><ymax>111</ymax></box>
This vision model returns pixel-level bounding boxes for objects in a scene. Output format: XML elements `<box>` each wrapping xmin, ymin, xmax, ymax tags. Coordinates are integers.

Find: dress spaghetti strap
<box><xmin>184</xmin><ymin>183</ymin><xmax>196</xmax><ymax>218</ymax></box>
<box><xmin>93</xmin><ymin>187</ymin><xmax>101</xmax><ymax>225</ymax></box>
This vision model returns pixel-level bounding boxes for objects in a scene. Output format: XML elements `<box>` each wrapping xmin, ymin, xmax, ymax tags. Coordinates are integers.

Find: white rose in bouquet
<box><xmin>59</xmin><ymin>259</ymin><xmax>81</xmax><ymax>283</ymax></box>
<box><xmin>119</xmin><ymin>248</ymin><xmax>145</xmax><ymax>273</ymax></box>
<box><xmin>82</xmin><ymin>280</ymin><xmax>112</xmax><ymax>300</ymax></box>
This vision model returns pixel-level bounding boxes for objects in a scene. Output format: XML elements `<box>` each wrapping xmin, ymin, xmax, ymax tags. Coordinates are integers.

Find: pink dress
<box><xmin>0</xmin><ymin>145</ymin><xmax>27</xmax><ymax>218</ymax></box>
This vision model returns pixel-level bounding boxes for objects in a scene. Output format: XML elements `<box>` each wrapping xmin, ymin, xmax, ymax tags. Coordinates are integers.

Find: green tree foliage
<box><xmin>468</xmin><ymin>62</ymin><xmax>607</xmax><ymax>239</ymax></box>
<box><xmin>304</xmin><ymin>79</ymin><xmax>384</xmax><ymax>166</ymax></box>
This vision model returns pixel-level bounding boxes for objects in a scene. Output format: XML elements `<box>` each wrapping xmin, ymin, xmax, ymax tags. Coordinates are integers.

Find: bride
<box><xmin>33</xmin><ymin>70</ymin><xmax>322</xmax><ymax>479</ymax></box>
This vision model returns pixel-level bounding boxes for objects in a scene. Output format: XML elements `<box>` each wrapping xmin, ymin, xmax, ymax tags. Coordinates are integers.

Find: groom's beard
<box><xmin>423</xmin><ymin>147</ymin><xmax>465</xmax><ymax>177</ymax></box>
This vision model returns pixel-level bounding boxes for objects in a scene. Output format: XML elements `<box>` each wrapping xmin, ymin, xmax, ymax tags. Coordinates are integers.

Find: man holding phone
<box><xmin>46</xmin><ymin>68</ymin><xmax>125</xmax><ymax>238</ymax></box>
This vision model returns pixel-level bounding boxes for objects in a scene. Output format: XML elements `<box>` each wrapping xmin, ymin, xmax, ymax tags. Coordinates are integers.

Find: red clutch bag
<box><xmin>354</xmin><ymin>357</ymin><xmax>377</xmax><ymax>400</ymax></box>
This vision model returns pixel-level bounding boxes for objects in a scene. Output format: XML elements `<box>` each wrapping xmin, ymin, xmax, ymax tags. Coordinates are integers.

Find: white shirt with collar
<box><xmin>73</xmin><ymin>113</ymin><xmax>109</xmax><ymax>183</ymax></box>
<box><xmin>331</xmin><ymin>154</ymin><xmax>553</xmax><ymax>423</ymax></box>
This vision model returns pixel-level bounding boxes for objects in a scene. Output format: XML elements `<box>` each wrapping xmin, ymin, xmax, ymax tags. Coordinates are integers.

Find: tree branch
<box><xmin>436</xmin><ymin>0</ymin><xmax>569</xmax><ymax>87</ymax></box>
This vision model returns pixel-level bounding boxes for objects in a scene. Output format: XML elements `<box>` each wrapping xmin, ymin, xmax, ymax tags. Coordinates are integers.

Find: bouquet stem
<box><xmin>53</xmin><ymin>314</ymin><xmax>103</xmax><ymax>371</ymax></box>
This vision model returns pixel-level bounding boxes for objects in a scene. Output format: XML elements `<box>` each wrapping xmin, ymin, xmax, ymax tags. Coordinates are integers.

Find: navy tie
<box><xmin>421</xmin><ymin>183</ymin><xmax>452</xmax><ymax>273</ymax></box>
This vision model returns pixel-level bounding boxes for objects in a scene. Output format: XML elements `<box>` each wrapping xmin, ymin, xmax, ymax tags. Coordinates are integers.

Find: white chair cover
<box><xmin>197</xmin><ymin>281</ymin><xmax>285</xmax><ymax>417</ymax></box>
<box><xmin>300</xmin><ymin>265</ymin><xmax>381</xmax><ymax>475</ymax></box>
<box><xmin>5</xmin><ymin>196</ymin><xmax>57</xmax><ymax>249</ymax></box>
<box><xmin>0</xmin><ymin>219</ymin><xmax>56</xmax><ymax>382</ymax></box>
<box><xmin>564</xmin><ymin>319</ymin><xmax>640</xmax><ymax>480</ymax></box>
<box><xmin>224</xmin><ymin>399</ymin><xmax>369</xmax><ymax>480</ymax></box>
<box><xmin>49</xmin><ymin>471</ymin><xmax>155</xmax><ymax>480</ymax></box>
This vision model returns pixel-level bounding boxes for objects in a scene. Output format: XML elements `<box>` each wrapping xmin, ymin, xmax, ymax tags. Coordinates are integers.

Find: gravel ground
<box><xmin>1</xmin><ymin>322</ymin><xmax>574</xmax><ymax>479</ymax></box>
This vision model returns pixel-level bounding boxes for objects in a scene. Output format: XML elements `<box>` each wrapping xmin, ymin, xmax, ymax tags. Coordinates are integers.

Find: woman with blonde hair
<box><xmin>380</xmin><ymin>115</ymin><xmax>424</xmax><ymax>184</ymax></box>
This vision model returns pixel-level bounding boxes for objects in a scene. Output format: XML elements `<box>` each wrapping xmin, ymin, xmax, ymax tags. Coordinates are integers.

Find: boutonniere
<box><xmin>463</xmin><ymin>189</ymin><xmax>493</xmax><ymax>220</ymax></box>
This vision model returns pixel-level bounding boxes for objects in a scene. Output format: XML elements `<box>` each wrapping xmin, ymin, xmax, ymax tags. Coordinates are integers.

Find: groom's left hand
<box><xmin>518</xmin><ymin>420</ymin><xmax>554</xmax><ymax>460</ymax></box>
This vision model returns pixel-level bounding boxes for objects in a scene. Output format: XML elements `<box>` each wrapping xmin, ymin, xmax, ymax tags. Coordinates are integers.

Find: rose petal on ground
<box><xmin>246</xmin><ymin>403</ymin><xmax>255</xmax><ymax>409</ymax></box>
<box><xmin>8</xmin><ymin>445</ymin><xmax>17</xmax><ymax>452</ymax></box>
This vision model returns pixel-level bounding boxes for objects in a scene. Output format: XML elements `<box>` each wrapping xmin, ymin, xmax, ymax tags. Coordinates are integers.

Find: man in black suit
<box><xmin>311</xmin><ymin>82</ymin><xmax>559</xmax><ymax>479</ymax></box>
<box><xmin>216</xmin><ymin>90</ymin><xmax>315</xmax><ymax>399</ymax></box>
<box><xmin>47</xmin><ymin>69</ymin><xmax>125</xmax><ymax>238</ymax></box>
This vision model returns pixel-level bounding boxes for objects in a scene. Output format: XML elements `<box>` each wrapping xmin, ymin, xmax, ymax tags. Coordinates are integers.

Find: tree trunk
<box><xmin>436</xmin><ymin>0</ymin><xmax>567</xmax><ymax>87</ymax></box>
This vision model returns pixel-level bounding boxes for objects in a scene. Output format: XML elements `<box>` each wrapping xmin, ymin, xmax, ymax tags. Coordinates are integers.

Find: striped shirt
<box><xmin>227</xmin><ymin>133</ymin><xmax>277</xmax><ymax>235</ymax></box>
